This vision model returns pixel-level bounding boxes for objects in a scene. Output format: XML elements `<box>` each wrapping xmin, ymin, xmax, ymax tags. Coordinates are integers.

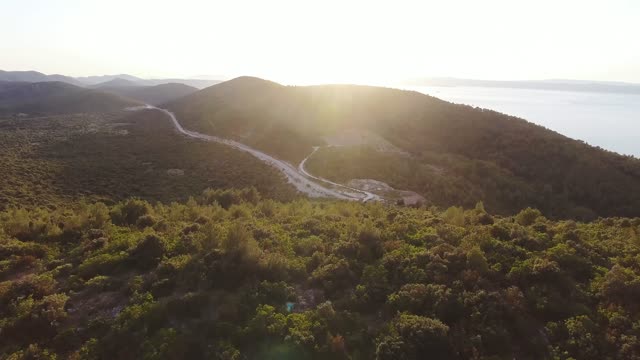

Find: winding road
<box><xmin>298</xmin><ymin>147</ymin><xmax>380</xmax><ymax>202</ymax></box>
<box><xmin>138</xmin><ymin>105</ymin><xmax>379</xmax><ymax>202</ymax></box>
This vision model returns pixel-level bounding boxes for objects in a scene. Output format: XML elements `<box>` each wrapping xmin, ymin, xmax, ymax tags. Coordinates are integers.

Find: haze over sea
<box><xmin>410</xmin><ymin>86</ymin><xmax>640</xmax><ymax>158</ymax></box>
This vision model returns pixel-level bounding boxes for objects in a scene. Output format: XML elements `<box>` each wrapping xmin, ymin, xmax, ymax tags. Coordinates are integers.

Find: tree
<box><xmin>246</xmin><ymin>305</ymin><xmax>287</xmax><ymax>338</ymax></box>
<box><xmin>376</xmin><ymin>314</ymin><xmax>451</xmax><ymax>359</ymax></box>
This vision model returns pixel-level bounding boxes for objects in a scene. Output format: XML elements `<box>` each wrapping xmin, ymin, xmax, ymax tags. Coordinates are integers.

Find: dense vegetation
<box><xmin>167</xmin><ymin>77</ymin><xmax>640</xmax><ymax>219</ymax></box>
<box><xmin>0</xmin><ymin>110</ymin><xmax>296</xmax><ymax>210</ymax></box>
<box><xmin>1</xmin><ymin>190</ymin><xmax>640</xmax><ymax>359</ymax></box>
<box><xmin>305</xmin><ymin>144</ymin><xmax>632</xmax><ymax>220</ymax></box>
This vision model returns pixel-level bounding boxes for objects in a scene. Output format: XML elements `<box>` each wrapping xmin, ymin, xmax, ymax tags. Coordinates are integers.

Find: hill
<box><xmin>91</xmin><ymin>78</ymin><xmax>141</xmax><ymax>88</ymax></box>
<box><xmin>0</xmin><ymin>81</ymin><xmax>142</xmax><ymax>115</ymax></box>
<box><xmin>142</xmin><ymin>78</ymin><xmax>221</xmax><ymax>89</ymax></box>
<box><xmin>167</xmin><ymin>77</ymin><xmax>640</xmax><ymax>219</ymax></box>
<box><xmin>1</xmin><ymin>70</ymin><xmax>223</xmax><ymax>90</ymax></box>
<box><xmin>75</xmin><ymin>74</ymin><xmax>145</xmax><ymax>85</ymax></box>
<box><xmin>0</xmin><ymin>70</ymin><xmax>82</xmax><ymax>86</ymax></box>
<box><xmin>99</xmin><ymin>83</ymin><xmax>198</xmax><ymax>105</ymax></box>
<box><xmin>75</xmin><ymin>73</ymin><xmax>221</xmax><ymax>89</ymax></box>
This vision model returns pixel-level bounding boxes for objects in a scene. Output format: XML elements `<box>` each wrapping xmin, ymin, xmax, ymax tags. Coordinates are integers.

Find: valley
<box><xmin>145</xmin><ymin>105</ymin><xmax>381</xmax><ymax>202</ymax></box>
<box><xmin>0</xmin><ymin>109</ymin><xmax>297</xmax><ymax>210</ymax></box>
<box><xmin>147</xmin><ymin>106</ymin><xmax>359</xmax><ymax>200</ymax></box>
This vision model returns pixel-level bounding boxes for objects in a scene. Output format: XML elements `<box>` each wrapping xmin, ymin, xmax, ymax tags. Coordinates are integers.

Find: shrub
<box><xmin>516</xmin><ymin>207</ymin><xmax>542</xmax><ymax>226</ymax></box>
<box><xmin>201</xmin><ymin>187</ymin><xmax>261</xmax><ymax>209</ymax></box>
<box><xmin>1</xmin><ymin>274</ymin><xmax>56</xmax><ymax>305</ymax></box>
<box><xmin>78</xmin><ymin>252</ymin><xmax>128</xmax><ymax>279</ymax></box>
<box><xmin>222</xmin><ymin>223</ymin><xmax>258</xmax><ymax>259</ymax></box>
<box><xmin>130</xmin><ymin>234</ymin><xmax>166</xmax><ymax>270</ymax></box>
<box><xmin>442</xmin><ymin>207</ymin><xmax>465</xmax><ymax>227</ymax></box>
<box><xmin>135</xmin><ymin>214</ymin><xmax>157</xmax><ymax>228</ymax></box>
<box><xmin>157</xmin><ymin>255</ymin><xmax>192</xmax><ymax>277</ymax></box>
<box><xmin>151</xmin><ymin>278</ymin><xmax>175</xmax><ymax>298</ymax></box>
<box><xmin>85</xmin><ymin>275</ymin><xmax>115</xmax><ymax>291</ymax></box>
<box><xmin>0</xmin><ymin>239</ymin><xmax>49</xmax><ymax>258</ymax></box>
<box><xmin>51</xmin><ymin>263</ymin><xmax>73</xmax><ymax>277</ymax></box>
<box><xmin>5</xmin><ymin>344</ymin><xmax>58</xmax><ymax>360</ymax></box>
<box><xmin>110</xmin><ymin>199</ymin><xmax>152</xmax><ymax>226</ymax></box>
<box><xmin>376</xmin><ymin>314</ymin><xmax>450</xmax><ymax>359</ymax></box>
<box><xmin>1</xmin><ymin>208</ymin><xmax>53</xmax><ymax>241</ymax></box>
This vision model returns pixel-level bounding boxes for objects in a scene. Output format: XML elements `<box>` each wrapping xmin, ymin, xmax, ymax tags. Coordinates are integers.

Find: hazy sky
<box><xmin>2</xmin><ymin>0</ymin><xmax>639</xmax><ymax>84</ymax></box>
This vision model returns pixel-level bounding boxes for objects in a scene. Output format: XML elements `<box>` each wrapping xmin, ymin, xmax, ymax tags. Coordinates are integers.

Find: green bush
<box><xmin>85</xmin><ymin>275</ymin><xmax>115</xmax><ymax>291</ymax></box>
<box><xmin>376</xmin><ymin>314</ymin><xmax>450</xmax><ymax>359</ymax></box>
<box><xmin>516</xmin><ymin>207</ymin><xmax>543</xmax><ymax>226</ymax></box>
<box><xmin>110</xmin><ymin>199</ymin><xmax>152</xmax><ymax>226</ymax></box>
<box><xmin>130</xmin><ymin>234</ymin><xmax>166</xmax><ymax>270</ymax></box>
<box><xmin>78</xmin><ymin>252</ymin><xmax>128</xmax><ymax>279</ymax></box>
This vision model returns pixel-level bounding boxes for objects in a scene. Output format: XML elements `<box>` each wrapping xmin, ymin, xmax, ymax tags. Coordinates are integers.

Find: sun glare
<box><xmin>4</xmin><ymin>0</ymin><xmax>636</xmax><ymax>84</ymax></box>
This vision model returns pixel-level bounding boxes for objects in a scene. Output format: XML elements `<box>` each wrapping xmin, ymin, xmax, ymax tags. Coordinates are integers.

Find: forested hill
<box><xmin>167</xmin><ymin>77</ymin><xmax>640</xmax><ymax>219</ymax></box>
<box><xmin>0</xmin><ymin>81</ymin><xmax>142</xmax><ymax>115</ymax></box>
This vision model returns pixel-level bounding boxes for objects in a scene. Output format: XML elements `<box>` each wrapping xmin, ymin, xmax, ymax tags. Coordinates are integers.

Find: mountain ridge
<box><xmin>91</xmin><ymin>78</ymin><xmax>141</xmax><ymax>88</ymax></box>
<box><xmin>0</xmin><ymin>70</ymin><xmax>83</xmax><ymax>86</ymax></box>
<box><xmin>0</xmin><ymin>70</ymin><xmax>222</xmax><ymax>89</ymax></box>
<box><xmin>0</xmin><ymin>81</ymin><xmax>142</xmax><ymax>115</ymax></box>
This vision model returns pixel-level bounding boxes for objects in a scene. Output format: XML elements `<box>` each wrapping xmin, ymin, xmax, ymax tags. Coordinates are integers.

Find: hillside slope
<box><xmin>0</xmin><ymin>109</ymin><xmax>296</xmax><ymax>209</ymax></box>
<box><xmin>167</xmin><ymin>77</ymin><xmax>640</xmax><ymax>218</ymax></box>
<box><xmin>0</xmin><ymin>81</ymin><xmax>142</xmax><ymax>115</ymax></box>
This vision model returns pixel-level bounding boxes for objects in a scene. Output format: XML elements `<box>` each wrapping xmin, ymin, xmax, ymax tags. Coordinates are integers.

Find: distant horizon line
<box><xmin>3</xmin><ymin>68</ymin><xmax>640</xmax><ymax>87</ymax></box>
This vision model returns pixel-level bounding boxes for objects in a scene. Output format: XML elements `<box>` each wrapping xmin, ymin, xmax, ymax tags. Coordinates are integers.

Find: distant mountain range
<box><xmin>0</xmin><ymin>70</ymin><xmax>83</xmax><ymax>86</ymax></box>
<box><xmin>89</xmin><ymin>78</ymin><xmax>140</xmax><ymax>88</ymax></box>
<box><xmin>407</xmin><ymin>77</ymin><xmax>640</xmax><ymax>94</ymax></box>
<box><xmin>0</xmin><ymin>81</ymin><xmax>142</xmax><ymax>115</ymax></box>
<box><xmin>0</xmin><ymin>70</ymin><xmax>208</xmax><ymax>110</ymax></box>
<box><xmin>0</xmin><ymin>79</ymin><xmax>199</xmax><ymax>113</ymax></box>
<box><xmin>0</xmin><ymin>70</ymin><xmax>222</xmax><ymax>89</ymax></box>
<box><xmin>5</xmin><ymin>70</ymin><xmax>640</xmax><ymax>95</ymax></box>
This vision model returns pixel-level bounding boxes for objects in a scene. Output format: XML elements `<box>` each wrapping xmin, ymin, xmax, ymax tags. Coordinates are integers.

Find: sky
<box><xmin>2</xmin><ymin>0</ymin><xmax>640</xmax><ymax>84</ymax></box>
